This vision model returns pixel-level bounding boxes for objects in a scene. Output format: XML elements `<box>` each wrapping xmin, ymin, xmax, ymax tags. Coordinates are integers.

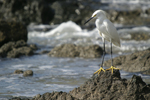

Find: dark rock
<box><xmin>0</xmin><ymin>40</ymin><xmax>35</xmax><ymax>58</ymax></box>
<box><xmin>7</xmin><ymin>46</ymin><xmax>33</xmax><ymax>58</ymax></box>
<box><xmin>108</xmin><ymin>9</ymin><xmax>144</xmax><ymax>25</ymax></box>
<box><xmin>32</xmin><ymin>92</ymin><xmax>77</xmax><ymax>100</ymax></box>
<box><xmin>14</xmin><ymin>70</ymin><xmax>24</xmax><ymax>74</ymax></box>
<box><xmin>10</xmin><ymin>70</ymin><xmax>150</xmax><ymax>100</ymax></box>
<box><xmin>130</xmin><ymin>32</ymin><xmax>150</xmax><ymax>41</ymax></box>
<box><xmin>10</xmin><ymin>97</ymin><xmax>31</xmax><ymax>100</ymax></box>
<box><xmin>1</xmin><ymin>0</ymin><xmax>150</xmax><ymax>26</ymax></box>
<box><xmin>69</xmin><ymin>70</ymin><xmax>150</xmax><ymax>100</ymax></box>
<box><xmin>39</xmin><ymin>50</ymin><xmax>50</xmax><ymax>54</ymax></box>
<box><xmin>50</xmin><ymin>1</ymin><xmax>96</xmax><ymax>25</ymax></box>
<box><xmin>23</xmin><ymin>70</ymin><xmax>33</xmax><ymax>77</ymax></box>
<box><xmin>121</xmin><ymin>32</ymin><xmax>150</xmax><ymax>41</ymax></box>
<box><xmin>104</xmin><ymin>49</ymin><xmax>150</xmax><ymax>75</ymax></box>
<box><xmin>48</xmin><ymin>44</ymin><xmax>103</xmax><ymax>58</ymax></box>
<box><xmin>29</xmin><ymin>44</ymin><xmax>38</xmax><ymax>50</ymax></box>
<box><xmin>0</xmin><ymin>21</ymin><xmax>27</xmax><ymax>47</ymax></box>
<box><xmin>0</xmin><ymin>0</ymin><xmax>54</xmax><ymax>25</ymax></box>
<box><xmin>31</xmin><ymin>70</ymin><xmax>150</xmax><ymax>100</ymax></box>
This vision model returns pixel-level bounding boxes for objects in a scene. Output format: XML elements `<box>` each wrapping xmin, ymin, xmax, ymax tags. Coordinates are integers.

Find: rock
<box><xmin>23</xmin><ymin>70</ymin><xmax>33</xmax><ymax>77</ymax></box>
<box><xmin>39</xmin><ymin>50</ymin><xmax>50</xmax><ymax>54</ymax></box>
<box><xmin>108</xmin><ymin>9</ymin><xmax>144</xmax><ymax>25</ymax></box>
<box><xmin>7</xmin><ymin>47</ymin><xmax>33</xmax><ymax>58</ymax></box>
<box><xmin>0</xmin><ymin>20</ymin><xmax>27</xmax><ymax>47</ymax></box>
<box><xmin>0</xmin><ymin>40</ymin><xmax>35</xmax><ymax>58</ymax></box>
<box><xmin>29</xmin><ymin>44</ymin><xmax>38</xmax><ymax>50</ymax></box>
<box><xmin>10</xmin><ymin>97</ymin><xmax>30</xmax><ymax>100</ymax></box>
<box><xmin>48</xmin><ymin>44</ymin><xmax>103</xmax><ymax>58</ymax></box>
<box><xmin>30</xmin><ymin>70</ymin><xmax>150</xmax><ymax>100</ymax></box>
<box><xmin>103</xmin><ymin>49</ymin><xmax>150</xmax><ymax>75</ymax></box>
<box><xmin>0</xmin><ymin>0</ymin><xmax>54</xmax><ymax>25</ymax></box>
<box><xmin>121</xmin><ymin>32</ymin><xmax>150</xmax><ymax>41</ymax></box>
<box><xmin>69</xmin><ymin>70</ymin><xmax>150</xmax><ymax>100</ymax></box>
<box><xmin>50</xmin><ymin>1</ymin><xmax>96</xmax><ymax>25</ymax></box>
<box><xmin>14</xmin><ymin>70</ymin><xmax>24</xmax><ymax>74</ymax></box>
<box><xmin>32</xmin><ymin>92</ymin><xmax>76</xmax><ymax>100</ymax></box>
<box><xmin>130</xmin><ymin>32</ymin><xmax>150</xmax><ymax>41</ymax></box>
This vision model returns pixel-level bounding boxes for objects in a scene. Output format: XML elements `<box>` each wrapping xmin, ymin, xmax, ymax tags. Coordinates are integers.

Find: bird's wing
<box><xmin>102</xmin><ymin>19</ymin><xmax>121</xmax><ymax>47</ymax></box>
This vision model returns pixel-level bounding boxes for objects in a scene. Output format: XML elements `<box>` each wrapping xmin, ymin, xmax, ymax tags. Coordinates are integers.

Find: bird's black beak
<box><xmin>84</xmin><ymin>17</ymin><xmax>94</xmax><ymax>25</ymax></box>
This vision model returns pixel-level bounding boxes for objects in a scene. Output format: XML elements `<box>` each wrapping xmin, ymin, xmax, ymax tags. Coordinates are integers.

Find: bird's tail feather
<box><xmin>112</xmin><ymin>39</ymin><xmax>121</xmax><ymax>47</ymax></box>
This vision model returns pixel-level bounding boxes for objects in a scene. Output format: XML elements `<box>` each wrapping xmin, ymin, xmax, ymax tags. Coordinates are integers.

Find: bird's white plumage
<box><xmin>93</xmin><ymin>10</ymin><xmax>120</xmax><ymax>47</ymax></box>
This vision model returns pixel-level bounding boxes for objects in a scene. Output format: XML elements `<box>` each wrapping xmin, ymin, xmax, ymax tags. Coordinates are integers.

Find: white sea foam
<box><xmin>39</xmin><ymin>65</ymin><xmax>54</xmax><ymax>70</ymax></box>
<box><xmin>28</xmin><ymin>21</ymin><xmax>150</xmax><ymax>52</ymax></box>
<box><xmin>44</xmin><ymin>21</ymin><xmax>82</xmax><ymax>36</ymax></box>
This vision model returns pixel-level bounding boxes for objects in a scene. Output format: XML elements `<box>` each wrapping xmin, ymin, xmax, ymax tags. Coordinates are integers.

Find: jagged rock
<box><xmin>32</xmin><ymin>92</ymin><xmax>77</xmax><ymax>100</ymax></box>
<box><xmin>28</xmin><ymin>70</ymin><xmax>150</xmax><ymax>100</ymax></box>
<box><xmin>69</xmin><ymin>70</ymin><xmax>150</xmax><ymax>100</ymax></box>
<box><xmin>104</xmin><ymin>49</ymin><xmax>150</xmax><ymax>75</ymax></box>
<box><xmin>0</xmin><ymin>40</ymin><xmax>36</xmax><ymax>58</ymax></box>
<box><xmin>48</xmin><ymin>44</ymin><xmax>103</xmax><ymax>58</ymax></box>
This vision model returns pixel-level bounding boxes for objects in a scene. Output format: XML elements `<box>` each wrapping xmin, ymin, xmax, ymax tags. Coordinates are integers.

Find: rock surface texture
<box><xmin>11</xmin><ymin>70</ymin><xmax>150</xmax><ymax>100</ymax></box>
<box><xmin>0</xmin><ymin>40</ymin><xmax>37</xmax><ymax>58</ymax></box>
<box><xmin>0</xmin><ymin>0</ymin><xmax>149</xmax><ymax>26</ymax></box>
<box><xmin>48</xmin><ymin>44</ymin><xmax>103</xmax><ymax>58</ymax></box>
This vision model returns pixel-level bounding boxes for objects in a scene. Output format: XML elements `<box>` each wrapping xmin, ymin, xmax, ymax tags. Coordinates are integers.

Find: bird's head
<box><xmin>84</xmin><ymin>10</ymin><xmax>107</xmax><ymax>24</ymax></box>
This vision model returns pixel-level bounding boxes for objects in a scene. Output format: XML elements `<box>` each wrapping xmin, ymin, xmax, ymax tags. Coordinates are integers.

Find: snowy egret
<box><xmin>85</xmin><ymin>10</ymin><xmax>120</xmax><ymax>74</ymax></box>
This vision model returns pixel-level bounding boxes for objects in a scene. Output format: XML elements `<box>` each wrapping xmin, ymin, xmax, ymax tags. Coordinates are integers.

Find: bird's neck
<box><xmin>96</xmin><ymin>16</ymin><xmax>107</xmax><ymax>24</ymax></box>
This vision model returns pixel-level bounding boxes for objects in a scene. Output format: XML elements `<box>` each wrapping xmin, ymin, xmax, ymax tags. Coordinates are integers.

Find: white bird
<box><xmin>85</xmin><ymin>10</ymin><xmax>121</xmax><ymax>74</ymax></box>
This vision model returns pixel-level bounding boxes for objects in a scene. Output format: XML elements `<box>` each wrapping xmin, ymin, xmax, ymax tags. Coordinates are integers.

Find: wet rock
<box><xmin>10</xmin><ymin>97</ymin><xmax>31</xmax><ymax>100</ymax></box>
<box><xmin>23</xmin><ymin>70</ymin><xmax>33</xmax><ymax>77</ymax></box>
<box><xmin>29</xmin><ymin>44</ymin><xmax>38</xmax><ymax>50</ymax></box>
<box><xmin>14</xmin><ymin>70</ymin><xmax>24</xmax><ymax>74</ymax></box>
<box><xmin>0</xmin><ymin>20</ymin><xmax>27</xmax><ymax>47</ymax></box>
<box><xmin>48</xmin><ymin>44</ymin><xmax>103</xmax><ymax>58</ymax></box>
<box><xmin>31</xmin><ymin>70</ymin><xmax>150</xmax><ymax>100</ymax></box>
<box><xmin>32</xmin><ymin>92</ymin><xmax>77</xmax><ymax>100</ymax></box>
<box><xmin>0</xmin><ymin>40</ymin><xmax>35</xmax><ymax>58</ymax></box>
<box><xmin>69</xmin><ymin>70</ymin><xmax>150</xmax><ymax>100</ymax></box>
<box><xmin>104</xmin><ymin>49</ymin><xmax>150</xmax><ymax>75</ymax></box>
<box><xmin>39</xmin><ymin>50</ymin><xmax>50</xmax><ymax>54</ymax></box>
<box><xmin>7</xmin><ymin>47</ymin><xmax>33</xmax><ymax>58</ymax></box>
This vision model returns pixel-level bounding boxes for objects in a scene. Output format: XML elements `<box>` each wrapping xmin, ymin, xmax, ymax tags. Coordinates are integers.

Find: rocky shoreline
<box><xmin>10</xmin><ymin>70</ymin><xmax>150</xmax><ymax>100</ymax></box>
<box><xmin>0</xmin><ymin>0</ymin><xmax>150</xmax><ymax>27</ymax></box>
<box><xmin>0</xmin><ymin>0</ymin><xmax>150</xmax><ymax>99</ymax></box>
<box><xmin>104</xmin><ymin>49</ymin><xmax>150</xmax><ymax>75</ymax></box>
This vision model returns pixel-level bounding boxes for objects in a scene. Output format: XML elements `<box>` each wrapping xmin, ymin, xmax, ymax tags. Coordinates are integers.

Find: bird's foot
<box><xmin>106</xmin><ymin>66</ymin><xmax>120</xmax><ymax>74</ymax></box>
<box><xmin>94</xmin><ymin>67</ymin><xmax>105</xmax><ymax>75</ymax></box>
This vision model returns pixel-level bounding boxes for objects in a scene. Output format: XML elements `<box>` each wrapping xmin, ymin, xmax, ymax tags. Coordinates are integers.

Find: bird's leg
<box><xmin>94</xmin><ymin>38</ymin><xmax>105</xmax><ymax>75</ymax></box>
<box><xmin>106</xmin><ymin>42</ymin><xmax>120</xmax><ymax>74</ymax></box>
